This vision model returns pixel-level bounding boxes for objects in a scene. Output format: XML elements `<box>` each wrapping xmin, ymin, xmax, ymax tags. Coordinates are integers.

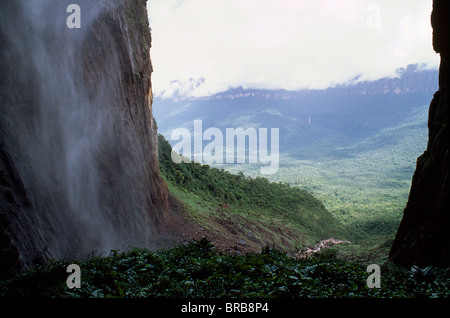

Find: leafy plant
<box><xmin>2</xmin><ymin>240</ymin><xmax>450</xmax><ymax>298</ymax></box>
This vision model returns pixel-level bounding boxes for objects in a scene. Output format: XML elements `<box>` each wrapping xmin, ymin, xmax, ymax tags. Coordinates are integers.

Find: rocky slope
<box><xmin>0</xmin><ymin>0</ymin><xmax>168</xmax><ymax>280</ymax></box>
<box><xmin>389</xmin><ymin>0</ymin><xmax>450</xmax><ymax>267</ymax></box>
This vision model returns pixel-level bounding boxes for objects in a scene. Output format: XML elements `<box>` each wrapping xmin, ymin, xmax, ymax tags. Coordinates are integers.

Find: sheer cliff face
<box><xmin>390</xmin><ymin>0</ymin><xmax>450</xmax><ymax>267</ymax></box>
<box><xmin>0</xmin><ymin>0</ymin><xmax>168</xmax><ymax>279</ymax></box>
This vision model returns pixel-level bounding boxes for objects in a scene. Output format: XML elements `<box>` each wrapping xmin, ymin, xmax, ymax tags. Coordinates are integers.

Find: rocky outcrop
<box><xmin>0</xmin><ymin>0</ymin><xmax>168</xmax><ymax>279</ymax></box>
<box><xmin>389</xmin><ymin>0</ymin><xmax>450</xmax><ymax>267</ymax></box>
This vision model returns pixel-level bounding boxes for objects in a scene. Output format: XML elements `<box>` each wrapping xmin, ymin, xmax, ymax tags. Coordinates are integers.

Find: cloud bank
<box><xmin>148</xmin><ymin>0</ymin><xmax>439</xmax><ymax>99</ymax></box>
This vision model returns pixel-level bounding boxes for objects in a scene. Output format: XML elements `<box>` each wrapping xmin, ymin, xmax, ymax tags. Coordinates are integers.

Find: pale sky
<box><xmin>147</xmin><ymin>0</ymin><xmax>439</xmax><ymax>99</ymax></box>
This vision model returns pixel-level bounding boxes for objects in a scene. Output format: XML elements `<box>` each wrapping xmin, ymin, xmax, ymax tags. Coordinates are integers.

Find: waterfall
<box><xmin>0</xmin><ymin>0</ymin><xmax>166</xmax><ymax>272</ymax></box>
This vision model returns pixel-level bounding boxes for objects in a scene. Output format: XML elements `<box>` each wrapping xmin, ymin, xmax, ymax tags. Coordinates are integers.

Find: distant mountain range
<box><xmin>163</xmin><ymin>64</ymin><xmax>438</xmax><ymax>102</ymax></box>
<box><xmin>154</xmin><ymin>64</ymin><xmax>438</xmax><ymax>162</ymax></box>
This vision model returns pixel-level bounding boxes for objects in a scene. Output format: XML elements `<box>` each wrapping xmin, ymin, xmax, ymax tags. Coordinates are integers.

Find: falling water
<box><xmin>0</xmin><ymin>0</ymin><xmax>164</xmax><ymax>265</ymax></box>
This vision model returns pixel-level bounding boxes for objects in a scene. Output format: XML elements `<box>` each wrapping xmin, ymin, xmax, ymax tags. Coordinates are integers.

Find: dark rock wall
<box><xmin>390</xmin><ymin>0</ymin><xmax>450</xmax><ymax>267</ymax></box>
<box><xmin>0</xmin><ymin>0</ymin><xmax>168</xmax><ymax>280</ymax></box>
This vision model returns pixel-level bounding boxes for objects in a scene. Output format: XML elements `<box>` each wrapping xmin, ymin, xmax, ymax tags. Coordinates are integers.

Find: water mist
<box><xmin>0</xmin><ymin>0</ymin><xmax>167</xmax><ymax>277</ymax></box>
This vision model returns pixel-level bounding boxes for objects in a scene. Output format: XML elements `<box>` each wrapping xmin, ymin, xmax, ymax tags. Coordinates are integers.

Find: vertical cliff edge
<box><xmin>0</xmin><ymin>0</ymin><xmax>168</xmax><ymax>280</ymax></box>
<box><xmin>389</xmin><ymin>0</ymin><xmax>450</xmax><ymax>267</ymax></box>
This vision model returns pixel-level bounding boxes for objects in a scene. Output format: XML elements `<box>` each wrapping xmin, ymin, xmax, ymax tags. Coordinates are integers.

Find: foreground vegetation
<box><xmin>3</xmin><ymin>124</ymin><xmax>446</xmax><ymax>298</ymax></box>
<box><xmin>2</xmin><ymin>239</ymin><xmax>450</xmax><ymax>298</ymax></box>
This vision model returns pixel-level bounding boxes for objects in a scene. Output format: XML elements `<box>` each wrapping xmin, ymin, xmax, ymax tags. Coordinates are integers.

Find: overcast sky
<box><xmin>147</xmin><ymin>0</ymin><xmax>439</xmax><ymax>99</ymax></box>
